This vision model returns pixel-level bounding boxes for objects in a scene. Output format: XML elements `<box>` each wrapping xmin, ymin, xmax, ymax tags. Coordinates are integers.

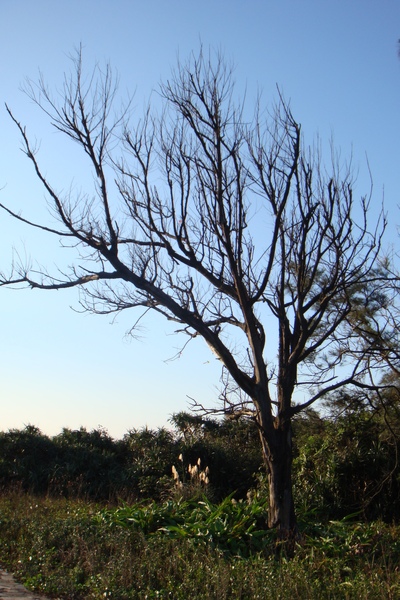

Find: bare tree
<box><xmin>1</xmin><ymin>48</ymin><xmax>387</xmax><ymax>533</ymax></box>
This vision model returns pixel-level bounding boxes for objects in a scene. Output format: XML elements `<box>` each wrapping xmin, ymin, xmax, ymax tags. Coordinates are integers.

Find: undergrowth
<box><xmin>1</xmin><ymin>493</ymin><xmax>400</xmax><ymax>599</ymax></box>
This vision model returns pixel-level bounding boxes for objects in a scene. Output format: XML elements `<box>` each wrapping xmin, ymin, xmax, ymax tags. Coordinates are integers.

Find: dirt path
<box><xmin>0</xmin><ymin>569</ymin><xmax>53</xmax><ymax>600</ymax></box>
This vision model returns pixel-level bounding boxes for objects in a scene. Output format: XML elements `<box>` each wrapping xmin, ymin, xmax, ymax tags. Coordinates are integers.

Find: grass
<box><xmin>0</xmin><ymin>493</ymin><xmax>400</xmax><ymax>599</ymax></box>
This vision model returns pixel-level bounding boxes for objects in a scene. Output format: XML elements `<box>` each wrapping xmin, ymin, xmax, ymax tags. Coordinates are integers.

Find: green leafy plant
<box><xmin>97</xmin><ymin>494</ymin><xmax>271</xmax><ymax>557</ymax></box>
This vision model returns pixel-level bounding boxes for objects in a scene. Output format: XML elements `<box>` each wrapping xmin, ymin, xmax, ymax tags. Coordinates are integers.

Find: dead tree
<box><xmin>1</xmin><ymin>49</ymin><xmax>387</xmax><ymax>533</ymax></box>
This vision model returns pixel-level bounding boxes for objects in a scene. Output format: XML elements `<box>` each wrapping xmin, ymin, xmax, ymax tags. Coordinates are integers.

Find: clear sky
<box><xmin>0</xmin><ymin>0</ymin><xmax>399</xmax><ymax>438</ymax></box>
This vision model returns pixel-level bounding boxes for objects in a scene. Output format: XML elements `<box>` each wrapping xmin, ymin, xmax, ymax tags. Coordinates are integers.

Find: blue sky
<box><xmin>0</xmin><ymin>0</ymin><xmax>399</xmax><ymax>438</ymax></box>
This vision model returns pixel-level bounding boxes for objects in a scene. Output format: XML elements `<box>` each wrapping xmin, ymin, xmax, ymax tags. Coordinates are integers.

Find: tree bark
<box><xmin>260</xmin><ymin>423</ymin><xmax>297</xmax><ymax>534</ymax></box>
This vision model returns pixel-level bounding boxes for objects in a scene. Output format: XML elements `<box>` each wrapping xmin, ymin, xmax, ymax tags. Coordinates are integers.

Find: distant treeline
<box><xmin>1</xmin><ymin>407</ymin><xmax>399</xmax><ymax>522</ymax></box>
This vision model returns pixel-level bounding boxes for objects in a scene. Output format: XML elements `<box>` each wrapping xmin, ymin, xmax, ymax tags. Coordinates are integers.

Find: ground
<box><xmin>0</xmin><ymin>570</ymin><xmax>51</xmax><ymax>600</ymax></box>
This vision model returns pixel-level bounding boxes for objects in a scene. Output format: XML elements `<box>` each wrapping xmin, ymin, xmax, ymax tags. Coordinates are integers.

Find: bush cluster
<box><xmin>0</xmin><ymin>415</ymin><xmax>262</xmax><ymax>504</ymax></box>
<box><xmin>292</xmin><ymin>407</ymin><xmax>400</xmax><ymax>522</ymax></box>
<box><xmin>0</xmin><ymin>406</ymin><xmax>399</xmax><ymax>522</ymax></box>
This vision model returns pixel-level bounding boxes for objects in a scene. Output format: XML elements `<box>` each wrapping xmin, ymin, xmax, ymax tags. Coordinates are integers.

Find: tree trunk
<box><xmin>267</xmin><ymin>452</ymin><xmax>296</xmax><ymax>532</ymax></box>
<box><xmin>260</xmin><ymin>423</ymin><xmax>297</xmax><ymax>535</ymax></box>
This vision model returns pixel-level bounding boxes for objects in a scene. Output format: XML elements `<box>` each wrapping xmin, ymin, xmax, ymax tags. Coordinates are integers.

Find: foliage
<box><xmin>50</xmin><ymin>426</ymin><xmax>129</xmax><ymax>500</ymax></box>
<box><xmin>1</xmin><ymin>403</ymin><xmax>400</xmax><ymax>524</ymax></box>
<box><xmin>1</xmin><ymin>409</ymin><xmax>400</xmax><ymax>596</ymax></box>
<box><xmin>0</xmin><ymin>418</ymin><xmax>262</xmax><ymax>503</ymax></box>
<box><xmin>171</xmin><ymin>412</ymin><xmax>262</xmax><ymax>500</ymax></box>
<box><xmin>0</xmin><ymin>425</ymin><xmax>57</xmax><ymax>494</ymax></box>
<box><xmin>96</xmin><ymin>494</ymin><xmax>271</xmax><ymax>557</ymax></box>
<box><xmin>0</xmin><ymin>493</ymin><xmax>400</xmax><ymax>599</ymax></box>
<box><xmin>293</xmin><ymin>407</ymin><xmax>400</xmax><ymax>522</ymax></box>
<box><xmin>122</xmin><ymin>427</ymin><xmax>181</xmax><ymax>500</ymax></box>
<box><xmin>0</xmin><ymin>425</ymin><xmax>130</xmax><ymax>501</ymax></box>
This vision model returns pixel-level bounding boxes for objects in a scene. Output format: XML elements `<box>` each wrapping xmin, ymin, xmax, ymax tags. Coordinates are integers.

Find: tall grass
<box><xmin>1</xmin><ymin>493</ymin><xmax>400</xmax><ymax>599</ymax></box>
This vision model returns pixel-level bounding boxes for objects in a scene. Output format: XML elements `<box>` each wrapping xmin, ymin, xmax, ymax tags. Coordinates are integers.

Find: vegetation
<box><xmin>0</xmin><ymin>407</ymin><xmax>400</xmax><ymax>597</ymax></box>
<box><xmin>1</xmin><ymin>493</ymin><xmax>400</xmax><ymax>599</ymax></box>
<box><xmin>1</xmin><ymin>406</ymin><xmax>399</xmax><ymax>521</ymax></box>
<box><xmin>0</xmin><ymin>416</ymin><xmax>262</xmax><ymax>503</ymax></box>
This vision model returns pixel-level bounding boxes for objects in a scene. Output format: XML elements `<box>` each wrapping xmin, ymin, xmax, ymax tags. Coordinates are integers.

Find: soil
<box><xmin>0</xmin><ymin>569</ymin><xmax>54</xmax><ymax>600</ymax></box>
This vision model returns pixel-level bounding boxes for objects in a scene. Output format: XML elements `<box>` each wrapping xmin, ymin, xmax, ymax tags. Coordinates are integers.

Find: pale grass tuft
<box><xmin>170</xmin><ymin>456</ymin><xmax>211</xmax><ymax>498</ymax></box>
<box><xmin>171</xmin><ymin>464</ymin><xmax>183</xmax><ymax>488</ymax></box>
<box><xmin>189</xmin><ymin>464</ymin><xmax>198</xmax><ymax>477</ymax></box>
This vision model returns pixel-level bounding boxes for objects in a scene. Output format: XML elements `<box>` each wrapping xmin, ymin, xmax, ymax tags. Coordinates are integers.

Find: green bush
<box><xmin>292</xmin><ymin>409</ymin><xmax>400</xmax><ymax>521</ymax></box>
<box><xmin>0</xmin><ymin>425</ymin><xmax>56</xmax><ymax>494</ymax></box>
<box><xmin>171</xmin><ymin>413</ymin><xmax>263</xmax><ymax>501</ymax></box>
